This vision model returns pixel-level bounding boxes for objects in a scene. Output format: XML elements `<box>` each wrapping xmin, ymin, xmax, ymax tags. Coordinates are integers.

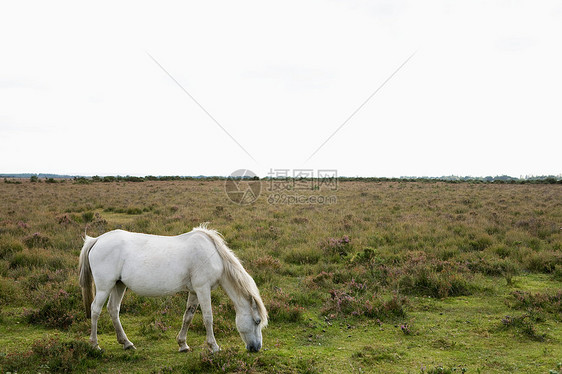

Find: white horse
<box><xmin>78</xmin><ymin>224</ymin><xmax>267</xmax><ymax>353</ymax></box>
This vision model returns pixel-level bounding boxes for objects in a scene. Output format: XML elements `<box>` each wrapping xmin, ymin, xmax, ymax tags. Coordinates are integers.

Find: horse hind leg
<box><xmin>107</xmin><ymin>281</ymin><xmax>135</xmax><ymax>350</ymax></box>
<box><xmin>177</xmin><ymin>292</ymin><xmax>199</xmax><ymax>352</ymax></box>
<box><xmin>89</xmin><ymin>288</ymin><xmax>111</xmax><ymax>349</ymax></box>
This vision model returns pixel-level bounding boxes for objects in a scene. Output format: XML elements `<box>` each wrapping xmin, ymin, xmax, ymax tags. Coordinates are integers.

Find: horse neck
<box><xmin>220</xmin><ymin>275</ymin><xmax>250</xmax><ymax>313</ymax></box>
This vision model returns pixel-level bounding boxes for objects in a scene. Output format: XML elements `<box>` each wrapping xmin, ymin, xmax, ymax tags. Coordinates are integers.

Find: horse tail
<box><xmin>193</xmin><ymin>224</ymin><xmax>268</xmax><ymax>327</ymax></box>
<box><xmin>79</xmin><ymin>235</ymin><xmax>98</xmax><ymax>319</ymax></box>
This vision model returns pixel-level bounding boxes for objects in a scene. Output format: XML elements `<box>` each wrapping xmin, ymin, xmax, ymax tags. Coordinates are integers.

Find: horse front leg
<box><xmin>107</xmin><ymin>281</ymin><xmax>135</xmax><ymax>350</ymax></box>
<box><xmin>176</xmin><ymin>292</ymin><xmax>199</xmax><ymax>352</ymax></box>
<box><xmin>194</xmin><ymin>286</ymin><xmax>220</xmax><ymax>353</ymax></box>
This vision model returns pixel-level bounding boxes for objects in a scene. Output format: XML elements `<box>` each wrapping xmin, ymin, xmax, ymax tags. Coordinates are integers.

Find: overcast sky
<box><xmin>1</xmin><ymin>1</ymin><xmax>560</xmax><ymax>177</ymax></box>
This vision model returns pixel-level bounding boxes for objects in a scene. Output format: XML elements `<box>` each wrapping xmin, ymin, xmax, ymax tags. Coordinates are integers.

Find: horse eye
<box><xmin>254</xmin><ymin>318</ymin><xmax>261</xmax><ymax>325</ymax></box>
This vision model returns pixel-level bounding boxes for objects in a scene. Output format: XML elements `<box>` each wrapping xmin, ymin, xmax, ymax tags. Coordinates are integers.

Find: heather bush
<box><xmin>463</xmin><ymin>254</ymin><xmax>520</xmax><ymax>283</ymax></box>
<box><xmin>120</xmin><ymin>292</ymin><xmax>160</xmax><ymax>315</ymax></box>
<box><xmin>352</xmin><ymin>345</ymin><xmax>403</xmax><ymax>364</ymax></box>
<box><xmin>25</xmin><ymin>288</ymin><xmax>81</xmax><ymax>329</ymax></box>
<box><xmin>266</xmin><ymin>288</ymin><xmax>305</xmax><ymax>322</ymax></box>
<box><xmin>250</xmin><ymin>255</ymin><xmax>282</xmax><ymax>283</ymax></box>
<box><xmin>0</xmin><ymin>276</ymin><xmax>23</xmax><ymax>305</ymax></box>
<box><xmin>24</xmin><ymin>268</ymin><xmax>67</xmax><ymax>291</ymax></box>
<box><xmin>420</xmin><ymin>366</ymin><xmax>467</xmax><ymax>374</ymax></box>
<box><xmin>140</xmin><ymin>316</ymin><xmax>173</xmax><ymax>340</ymax></box>
<box><xmin>10</xmin><ymin>249</ymin><xmax>66</xmax><ymax>270</ymax></box>
<box><xmin>23</xmin><ymin>232</ymin><xmax>52</xmax><ymax>248</ymax></box>
<box><xmin>553</xmin><ymin>265</ymin><xmax>562</xmax><ymax>281</ymax></box>
<box><xmin>283</xmin><ymin>246</ymin><xmax>321</xmax><ymax>265</ymax></box>
<box><xmin>168</xmin><ymin>347</ymin><xmax>318</xmax><ymax>374</ymax></box>
<box><xmin>510</xmin><ymin>290</ymin><xmax>562</xmax><ymax>317</ymax></box>
<box><xmin>82</xmin><ymin>211</ymin><xmax>95</xmax><ymax>223</ymax></box>
<box><xmin>321</xmin><ymin>235</ymin><xmax>352</xmax><ymax>258</ymax></box>
<box><xmin>0</xmin><ymin>337</ymin><xmax>103</xmax><ymax>373</ymax></box>
<box><xmin>394</xmin><ymin>253</ymin><xmax>473</xmax><ymax>298</ymax></box>
<box><xmin>305</xmin><ymin>271</ymin><xmax>335</xmax><ymax>290</ymax></box>
<box><xmin>0</xmin><ymin>236</ymin><xmax>24</xmax><ymax>258</ymax></box>
<box><xmin>464</xmin><ymin>234</ymin><xmax>494</xmax><ymax>251</ymax></box>
<box><xmin>397</xmin><ymin>268</ymin><xmax>471</xmax><ymax>298</ymax></box>
<box><xmin>500</xmin><ymin>313</ymin><xmax>547</xmax><ymax>341</ymax></box>
<box><xmin>322</xmin><ymin>287</ymin><xmax>408</xmax><ymax>320</ymax></box>
<box><xmin>522</xmin><ymin>250</ymin><xmax>562</xmax><ymax>273</ymax></box>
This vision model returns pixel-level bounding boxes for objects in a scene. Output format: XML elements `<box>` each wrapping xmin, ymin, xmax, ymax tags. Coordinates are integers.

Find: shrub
<box><xmin>523</xmin><ymin>250</ymin><xmax>562</xmax><ymax>273</ymax></box>
<box><xmin>492</xmin><ymin>244</ymin><xmax>512</xmax><ymax>259</ymax></box>
<box><xmin>321</xmin><ymin>236</ymin><xmax>352</xmax><ymax>258</ymax></box>
<box><xmin>283</xmin><ymin>247</ymin><xmax>321</xmax><ymax>265</ymax></box>
<box><xmin>0</xmin><ymin>236</ymin><xmax>24</xmax><ymax>259</ymax></box>
<box><xmin>139</xmin><ymin>316</ymin><xmax>172</xmax><ymax>340</ymax></box>
<box><xmin>322</xmin><ymin>287</ymin><xmax>408</xmax><ymax>320</ymax></box>
<box><xmin>553</xmin><ymin>265</ymin><xmax>562</xmax><ymax>281</ymax></box>
<box><xmin>0</xmin><ymin>337</ymin><xmax>103</xmax><ymax>373</ymax></box>
<box><xmin>253</xmin><ymin>225</ymin><xmax>280</xmax><ymax>240</ymax></box>
<box><xmin>10</xmin><ymin>249</ymin><xmax>66</xmax><ymax>270</ymax></box>
<box><xmin>127</xmin><ymin>207</ymin><xmax>143</xmax><ymax>215</ymax></box>
<box><xmin>23</xmin><ymin>232</ymin><xmax>52</xmax><ymax>248</ymax></box>
<box><xmin>352</xmin><ymin>345</ymin><xmax>403</xmax><ymax>364</ymax></box>
<box><xmin>73</xmin><ymin>177</ymin><xmax>91</xmax><ymax>184</ymax></box>
<box><xmin>305</xmin><ymin>271</ymin><xmax>335</xmax><ymax>290</ymax></box>
<box><xmin>500</xmin><ymin>313</ymin><xmax>546</xmax><ymax>341</ymax></box>
<box><xmin>24</xmin><ymin>268</ymin><xmax>67</xmax><ymax>291</ymax></box>
<box><xmin>420</xmin><ymin>366</ymin><xmax>467</xmax><ymax>374</ymax></box>
<box><xmin>0</xmin><ymin>277</ymin><xmax>22</xmax><ymax>305</ymax></box>
<box><xmin>169</xmin><ymin>347</ymin><xmax>318</xmax><ymax>374</ymax></box>
<box><xmin>510</xmin><ymin>290</ymin><xmax>562</xmax><ymax>316</ymax></box>
<box><xmin>397</xmin><ymin>258</ymin><xmax>472</xmax><ymax>298</ymax></box>
<box><xmin>464</xmin><ymin>235</ymin><xmax>493</xmax><ymax>251</ymax></box>
<box><xmin>82</xmin><ymin>211</ymin><xmax>95</xmax><ymax>223</ymax></box>
<box><xmin>25</xmin><ymin>288</ymin><xmax>80</xmax><ymax>329</ymax></box>
<box><xmin>266</xmin><ymin>288</ymin><xmax>305</xmax><ymax>322</ymax></box>
<box><xmin>250</xmin><ymin>255</ymin><xmax>282</xmax><ymax>283</ymax></box>
<box><xmin>4</xmin><ymin>178</ymin><xmax>22</xmax><ymax>184</ymax></box>
<box><xmin>464</xmin><ymin>254</ymin><xmax>520</xmax><ymax>283</ymax></box>
<box><xmin>120</xmin><ymin>293</ymin><xmax>159</xmax><ymax>315</ymax></box>
<box><xmin>57</xmin><ymin>213</ymin><xmax>73</xmax><ymax>225</ymax></box>
<box><xmin>350</xmin><ymin>247</ymin><xmax>378</xmax><ymax>265</ymax></box>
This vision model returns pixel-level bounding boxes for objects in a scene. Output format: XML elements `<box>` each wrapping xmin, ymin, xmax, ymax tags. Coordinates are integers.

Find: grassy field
<box><xmin>0</xmin><ymin>179</ymin><xmax>561</xmax><ymax>373</ymax></box>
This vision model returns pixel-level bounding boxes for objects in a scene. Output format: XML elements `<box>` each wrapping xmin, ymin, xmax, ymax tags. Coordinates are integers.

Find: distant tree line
<box><xmin>337</xmin><ymin>175</ymin><xmax>562</xmax><ymax>184</ymax></box>
<box><xmin>72</xmin><ymin>175</ymin><xmax>561</xmax><ymax>184</ymax></box>
<box><xmin>1</xmin><ymin>173</ymin><xmax>560</xmax><ymax>184</ymax></box>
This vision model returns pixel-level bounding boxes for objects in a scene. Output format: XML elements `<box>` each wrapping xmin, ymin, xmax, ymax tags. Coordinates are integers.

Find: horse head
<box><xmin>235</xmin><ymin>296</ymin><xmax>264</xmax><ymax>352</ymax></box>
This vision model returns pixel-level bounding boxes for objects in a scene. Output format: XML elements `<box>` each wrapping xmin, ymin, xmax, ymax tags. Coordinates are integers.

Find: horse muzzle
<box><xmin>246</xmin><ymin>341</ymin><xmax>262</xmax><ymax>352</ymax></box>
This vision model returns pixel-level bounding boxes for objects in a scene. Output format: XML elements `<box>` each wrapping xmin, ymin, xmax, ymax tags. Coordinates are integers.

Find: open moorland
<box><xmin>0</xmin><ymin>180</ymin><xmax>561</xmax><ymax>373</ymax></box>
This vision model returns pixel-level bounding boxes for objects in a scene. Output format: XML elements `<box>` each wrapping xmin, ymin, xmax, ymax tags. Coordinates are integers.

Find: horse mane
<box><xmin>193</xmin><ymin>223</ymin><xmax>268</xmax><ymax>327</ymax></box>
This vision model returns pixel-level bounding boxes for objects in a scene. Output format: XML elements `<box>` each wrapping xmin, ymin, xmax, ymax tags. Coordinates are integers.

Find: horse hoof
<box><xmin>124</xmin><ymin>343</ymin><xmax>136</xmax><ymax>350</ymax></box>
<box><xmin>178</xmin><ymin>345</ymin><xmax>191</xmax><ymax>353</ymax></box>
<box><xmin>209</xmin><ymin>345</ymin><xmax>221</xmax><ymax>354</ymax></box>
